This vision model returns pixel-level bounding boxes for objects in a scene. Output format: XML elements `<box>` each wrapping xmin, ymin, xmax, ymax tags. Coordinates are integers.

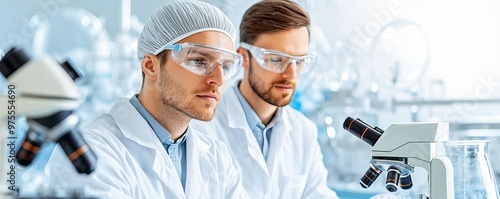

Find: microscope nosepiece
<box><xmin>18</xmin><ymin>111</ymin><xmax>97</xmax><ymax>174</ymax></box>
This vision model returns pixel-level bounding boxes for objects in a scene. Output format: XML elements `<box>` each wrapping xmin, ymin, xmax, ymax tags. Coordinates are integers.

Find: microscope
<box><xmin>343</xmin><ymin>117</ymin><xmax>454</xmax><ymax>199</ymax></box>
<box><xmin>0</xmin><ymin>47</ymin><xmax>97</xmax><ymax>197</ymax></box>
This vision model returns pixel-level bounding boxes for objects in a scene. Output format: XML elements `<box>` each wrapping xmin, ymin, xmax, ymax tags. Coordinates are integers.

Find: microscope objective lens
<box><xmin>360</xmin><ymin>163</ymin><xmax>382</xmax><ymax>189</ymax></box>
<box><xmin>385</xmin><ymin>167</ymin><xmax>401</xmax><ymax>192</ymax></box>
<box><xmin>399</xmin><ymin>173</ymin><xmax>413</xmax><ymax>190</ymax></box>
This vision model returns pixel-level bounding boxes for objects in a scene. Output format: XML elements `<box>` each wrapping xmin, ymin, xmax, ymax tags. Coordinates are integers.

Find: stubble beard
<box><xmin>248</xmin><ymin>63</ymin><xmax>294</xmax><ymax>107</ymax></box>
<box><xmin>158</xmin><ymin>70</ymin><xmax>217</xmax><ymax>121</ymax></box>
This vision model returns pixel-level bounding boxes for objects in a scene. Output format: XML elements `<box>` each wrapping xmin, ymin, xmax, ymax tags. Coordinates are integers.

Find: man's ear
<box><xmin>237</xmin><ymin>47</ymin><xmax>250</xmax><ymax>70</ymax></box>
<box><xmin>142</xmin><ymin>54</ymin><xmax>160</xmax><ymax>81</ymax></box>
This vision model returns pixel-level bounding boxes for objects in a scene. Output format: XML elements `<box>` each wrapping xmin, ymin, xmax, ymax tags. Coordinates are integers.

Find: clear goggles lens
<box><xmin>240</xmin><ymin>42</ymin><xmax>316</xmax><ymax>74</ymax></box>
<box><xmin>157</xmin><ymin>43</ymin><xmax>243</xmax><ymax>80</ymax></box>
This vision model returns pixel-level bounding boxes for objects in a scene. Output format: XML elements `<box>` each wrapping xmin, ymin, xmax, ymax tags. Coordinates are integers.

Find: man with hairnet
<box><xmin>44</xmin><ymin>1</ymin><xmax>248</xmax><ymax>198</ymax></box>
<box><xmin>192</xmin><ymin>0</ymin><xmax>339</xmax><ymax>198</ymax></box>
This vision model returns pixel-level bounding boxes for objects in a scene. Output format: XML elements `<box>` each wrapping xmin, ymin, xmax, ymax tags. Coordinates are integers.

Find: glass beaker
<box><xmin>444</xmin><ymin>140</ymin><xmax>499</xmax><ymax>199</ymax></box>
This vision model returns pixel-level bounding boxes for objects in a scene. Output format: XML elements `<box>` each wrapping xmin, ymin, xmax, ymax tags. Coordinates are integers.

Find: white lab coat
<box><xmin>44</xmin><ymin>98</ymin><xmax>249</xmax><ymax>199</ymax></box>
<box><xmin>192</xmin><ymin>85</ymin><xmax>339</xmax><ymax>199</ymax></box>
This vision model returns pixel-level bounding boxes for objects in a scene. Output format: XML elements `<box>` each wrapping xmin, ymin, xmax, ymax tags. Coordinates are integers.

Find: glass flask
<box><xmin>369</xmin><ymin>20</ymin><xmax>429</xmax><ymax>90</ymax></box>
<box><xmin>444</xmin><ymin>140</ymin><xmax>499</xmax><ymax>199</ymax></box>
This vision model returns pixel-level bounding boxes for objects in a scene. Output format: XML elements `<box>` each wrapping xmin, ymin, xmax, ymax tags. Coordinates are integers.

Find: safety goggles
<box><xmin>155</xmin><ymin>43</ymin><xmax>243</xmax><ymax>80</ymax></box>
<box><xmin>240</xmin><ymin>42</ymin><xmax>316</xmax><ymax>74</ymax></box>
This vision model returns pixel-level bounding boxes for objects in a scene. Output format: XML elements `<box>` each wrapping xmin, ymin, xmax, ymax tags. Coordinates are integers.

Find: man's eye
<box><xmin>265</xmin><ymin>57</ymin><xmax>284</xmax><ymax>64</ymax></box>
<box><xmin>270</xmin><ymin>58</ymin><xmax>283</xmax><ymax>63</ymax></box>
<box><xmin>186</xmin><ymin>58</ymin><xmax>209</xmax><ymax>67</ymax></box>
<box><xmin>221</xmin><ymin>65</ymin><xmax>230</xmax><ymax>72</ymax></box>
<box><xmin>222</xmin><ymin>60</ymin><xmax>235</xmax><ymax>69</ymax></box>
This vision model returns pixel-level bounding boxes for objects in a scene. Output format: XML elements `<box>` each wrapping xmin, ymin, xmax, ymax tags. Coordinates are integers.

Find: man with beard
<box><xmin>43</xmin><ymin>1</ymin><xmax>248</xmax><ymax>198</ymax></box>
<box><xmin>192</xmin><ymin>0</ymin><xmax>339</xmax><ymax>198</ymax></box>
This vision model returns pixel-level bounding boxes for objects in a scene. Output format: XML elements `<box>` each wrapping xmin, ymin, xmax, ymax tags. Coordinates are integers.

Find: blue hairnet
<box><xmin>137</xmin><ymin>0</ymin><xmax>236</xmax><ymax>62</ymax></box>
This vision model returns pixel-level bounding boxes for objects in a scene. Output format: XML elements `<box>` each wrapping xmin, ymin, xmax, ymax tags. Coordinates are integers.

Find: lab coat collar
<box><xmin>110</xmin><ymin>98</ymin><xmax>159</xmax><ymax>149</ymax></box>
<box><xmin>223</xmin><ymin>86</ymin><xmax>294</xmax><ymax>196</ymax></box>
<box><xmin>185</xmin><ymin>125</ymin><xmax>213</xmax><ymax>198</ymax></box>
<box><xmin>266</xmin><ymin>110</ymin><xmax>291</xmax><ymax>180</ymax></box>
<box><xmin>110</xmin><ymin>98</ymin><xmax>185</xmax><ymax>198</ymax></box>
<box><xmin>226</xmin><ymin>84</ymin><xmax>247</xmax><ymax>130</ymax></box>
<box><xmin>223</xmin><ymin>86</ymin><xmax>269</xmax><ymax>175</ymax></box>
<box><xmin>186</xmin><ymin>123</ymin><xmax>210</xmax><ymax>154</ymax></box>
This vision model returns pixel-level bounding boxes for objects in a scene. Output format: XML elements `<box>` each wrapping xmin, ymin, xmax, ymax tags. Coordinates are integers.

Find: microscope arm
<box><xmin>430</xmin><ymin>156</ymin><xmax>454</xmax><ymax>199</ymax></box>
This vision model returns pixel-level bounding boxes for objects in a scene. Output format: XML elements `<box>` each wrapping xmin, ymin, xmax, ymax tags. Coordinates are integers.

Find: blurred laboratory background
<box><xmin>1</xmin><ymin>0</ymin><xmax>500</xmax><ymax>198</ymax></box>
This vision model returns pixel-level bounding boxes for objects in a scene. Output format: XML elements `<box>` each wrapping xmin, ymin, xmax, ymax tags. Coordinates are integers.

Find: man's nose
<box><xmin>281</xmin><ymin>60</ymin><xmax>298</xmax><ymax>80</ymax></box>
<box><xmin>206</xmin><ymin>63</ymin><xmax>224</xmax><ymax>86</ymax></box>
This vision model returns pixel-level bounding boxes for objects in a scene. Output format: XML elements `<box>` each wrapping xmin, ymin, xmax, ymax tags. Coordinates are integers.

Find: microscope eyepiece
<box><xmin>0</xmin><ymin>47</ymin><xmax>30</xmax><ymax>78</ymax></box>
<box><xmin>343</xmin><ymin>117</ymin><xmax>383</xmax><ymax>146</ymax></box>
<box><xmin>60</xmin><ymin>60</ymin><xmax>82</xmax><ymax>81</ymax></box>
<box><xmin>385</xmin><ymin>167</ymin><xmax>401</xmax><ymax>192</ymax></box>
<box><xmin>360</xmin><ymin>163</ymin><xmax>383</xmax><ymax>189</ymax></box>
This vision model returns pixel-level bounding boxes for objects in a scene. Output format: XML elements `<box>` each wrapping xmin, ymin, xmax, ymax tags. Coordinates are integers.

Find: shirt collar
<box><xmin>129</xmin><ymin>95</ymin><xmax>187</xmax><ymax>146</ymax></box>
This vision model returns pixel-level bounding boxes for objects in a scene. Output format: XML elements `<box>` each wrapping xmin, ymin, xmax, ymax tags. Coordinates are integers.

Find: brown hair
<box><xmin>240</xmin><ymin>0</ymin><xmax>310</xmax><ymax>44</ymax></box>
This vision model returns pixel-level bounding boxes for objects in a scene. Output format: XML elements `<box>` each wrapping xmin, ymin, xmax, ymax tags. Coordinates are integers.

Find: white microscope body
<box><xmin>371</xmin><ymin>122</ymin><xmax>455</xmax><ymax>199</ymax></box>
<box><xmin>343</xmin><ymin>117</ymin><xmax>454</xmax><ymax>199</ymax></box>
<box><xmin>0</xmin><ymin>48</ymin><xmax>96</xmax><ymax>197</ymax></box>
